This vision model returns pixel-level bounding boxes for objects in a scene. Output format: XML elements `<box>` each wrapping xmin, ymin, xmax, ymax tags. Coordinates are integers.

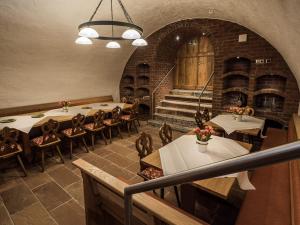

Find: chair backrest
<box><xmin>93</xmin><ymin>110</ymin><xmax>106</xmax><ymax>129</ymax></box>
<box><xmin>135</xmin><ymin>132</ymin><xmax>153</xmax><ymax>160</ymax></box>
<box><xmin>41</xmin><ymin>119</ymin><xmax>60</xmax><ymax>144</ymax></box>
<box><xmin>159</xmin><ymin>122</ymin><xmax>172</xmax><ymax>146</ymax></box>
<box><xmin>245</xmin><ymin>107</ymin><xmax>255</xmax><ymax>116</ymax></box>
<box><xmin>0</xmin><ymin>127</ymin><xmax>20</xmax><ymax>156</ymax></box>
<box><xmin>111</xmin><ymin>106</ymin><xmax>122</xmax><ymax>123</ymax></box>
<box><xmin>128</xmin><ymin>101</ymin><xmax>139</xmax><ymax>119</ymax></box>
<box><xmin>121</xmin><ymin>96</ymin><xmax>128</xmax><ymax>103</ymax></box>
<box><xmin>202</xmin><ymin>108</ymin><xmax>210</xmax><ymax>122</ymax></box>
<box><xmin>195</xmin><ymin>110</ymin><xmax>204</xmax><ymax>129</ymax></box>
<box><xmin>71</xmin><ymin>113</ymin><xmax>86</xmax><ymax>135</ymax></box>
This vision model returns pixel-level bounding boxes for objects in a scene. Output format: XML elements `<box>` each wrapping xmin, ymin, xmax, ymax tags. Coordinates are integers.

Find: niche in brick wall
<box><xmin>138</xmin><ymin>104</ymin><xmax>150</xmax><ymax>119</ymax></box>
<box><xmin>136</xmin><ymin>87</ymin><xmax>150</xmax><ymax>98</ymax></box>
<box><xmin>122</xmin><ymin>75</ymin><xmax>134</xmax><ymax>85</ymax></box>
<box><xmin>122</xmin><ymin>87</ymin><xmax>134</xmax><ymax>97</ymax></box>
<box><xmin>254</xmin><ymin>93</ymin><xmax>284</xmax><ymax>112</ymax></box>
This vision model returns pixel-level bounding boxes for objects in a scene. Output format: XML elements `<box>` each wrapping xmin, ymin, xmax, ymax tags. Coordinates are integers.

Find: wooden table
<box><xmin>141</xmin><ymin>135</ymin><xmax>252</xmax><ymax>199</ymax></box>
<box><xmin>17</xmin><ymin>102</ymin><xmax>132</xmax><ymax>159</ymax></box>
<box><xmin>205</xmin><ymin>120</ymin><xmax>261</xmax><ymax>137</ymax></box>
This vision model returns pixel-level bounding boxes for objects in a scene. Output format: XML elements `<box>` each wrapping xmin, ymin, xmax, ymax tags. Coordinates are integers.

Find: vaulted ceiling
<box><xmin>0</xmin><ymin>0</ymin><xmax>299</xmax><ymax>107</ymax></box>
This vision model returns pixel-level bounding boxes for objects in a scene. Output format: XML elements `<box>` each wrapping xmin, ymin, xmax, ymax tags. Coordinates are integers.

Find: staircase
<box><xmin>149</xmin><ymin>89</ymin><xmax>213</xmax><ymax>132</ymax></box>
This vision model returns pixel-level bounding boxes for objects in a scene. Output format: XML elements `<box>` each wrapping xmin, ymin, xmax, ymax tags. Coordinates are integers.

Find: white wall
<box><xmin>0</xmin><ymin>0</ymin><xmax>299</xmax><ymax>108</ymax></box>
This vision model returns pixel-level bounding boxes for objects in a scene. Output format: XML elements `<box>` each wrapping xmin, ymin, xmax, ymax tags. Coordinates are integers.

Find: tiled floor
<box><xmin>0</xmin><ymin>122</ymin><xmax>184</xmax><ymax>225</ymax></box>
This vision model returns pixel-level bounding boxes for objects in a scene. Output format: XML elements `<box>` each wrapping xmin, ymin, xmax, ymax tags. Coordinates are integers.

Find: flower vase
<box><xmin>236</xmin><ymin>114</ymin><xmax>242</xmax><ymax>122</ymax></box>
<box><xmin>196</xmin><ymin>140</ymin><xmax>208</xmax><ymax>153</ymax></box>
<box><xmin>62</xmin><ymin>106</ymin><xmax>68</xmax><ymax>112</ymax></box>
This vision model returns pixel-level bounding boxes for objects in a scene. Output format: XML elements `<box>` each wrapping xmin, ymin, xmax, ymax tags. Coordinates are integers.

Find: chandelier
<box><xmin>75</xmin><ymin>0</ymin><xmax>147</xmax><ymax>48</ymax></box>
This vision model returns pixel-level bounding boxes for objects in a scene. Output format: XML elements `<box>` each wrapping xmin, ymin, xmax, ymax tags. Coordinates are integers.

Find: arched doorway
<box><xmin>174</xmin><ymin>36</ymin><xmax>214</xmax><ymax>90</ymax></box>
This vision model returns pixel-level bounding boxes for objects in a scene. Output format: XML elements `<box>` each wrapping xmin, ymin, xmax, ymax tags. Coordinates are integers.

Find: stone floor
<box><xmin>0</xmin><ymin>121</ymin><xmax>184</xmax><ymax>225</ymax></box>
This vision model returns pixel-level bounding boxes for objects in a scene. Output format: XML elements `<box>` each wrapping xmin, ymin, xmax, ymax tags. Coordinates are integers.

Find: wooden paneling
<box><xmin>73</xmin><ymin>159</ymin><xmax>207</xmax><ymax>225</ymax></box>
<box><xmin>0</xmin><ymin>95</ymin><xmax>113</xmax><ymax>117</ymax></box>
<box><xmin>174</xmin><ymin>36</ymin><xmax>214</xmax><ymax>90</ymax></box>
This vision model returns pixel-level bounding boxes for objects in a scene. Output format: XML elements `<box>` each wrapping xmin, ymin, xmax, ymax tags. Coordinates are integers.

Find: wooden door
<box><xmin>174</xmin><ymin>36</ymin><xmax>214</xmax><ymax>90</ymax></box>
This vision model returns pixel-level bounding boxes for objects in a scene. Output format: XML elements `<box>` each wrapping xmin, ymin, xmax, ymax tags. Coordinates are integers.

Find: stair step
<box><xmin>156</xmin><ymin>106</ymin><xmax>212</xmax><ymax>118</ymax></box>
<box><xmin>161</xmin><ymin>100</ymin><xmax>212</xmax><ymax>110</ymax></box>
<box><xmin>148</xmin><ymin>119</ymin><xmax>192</xmax><ymax>133</ymax></box>
<box><xmin>165</xmin><ymin>94</ymin><xmax>212</xmax><ymax>103</ymax></box>
<box><xmin>154</xmin><ymin>112</ymin><xmax>196</xmax><ymax>122</ymax></box>
<box><xmin>170</xmin><ymin>89</ymin><xmax>213</xmax><ymax>97</ymax></box>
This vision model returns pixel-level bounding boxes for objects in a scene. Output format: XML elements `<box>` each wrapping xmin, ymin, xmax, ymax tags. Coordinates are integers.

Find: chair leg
<box><xmin>137</xmin><ymin>117</ymin><xmax>141</xmax><ymax>127</ymax></box>
<box><xmin>160</xmin><ymin>188</ymin><xmax>165</xmax><ymax>199</ymax></box>
<box><xmin>41</xmin><ymin>149</ymin><xmax>45</xmax><ymax>172</ymax></box>
<box><xmin>56</xmin><ymin>145</ymin><xmax>64</xmax><ymax>163</ymax></box>
<box><xmin>101</xmin><ymin>130</ymin><xmax>107</xmax><ymax>145</ymax></box>
<box><xmin>82</xmin><ymin>137</ymin><xmax>89</xmax><ymax>153</ymax></box>
<box><xmin>174</xmin><ymin>185</ymin><xmax>181</xmax><ymax>207</ymax></box>
<box><xmin>16</xmin><ymin>155</ymin><xmax>27</xmax><ymax>176</ymax></box>
<box><xmin>70</xmin><ymin>140</ymin><xmax>73</xmax><ymax>159</ymax></box>
<box><xmin>117</xmin><ymin>125</ymin><xmax>123</xmax><ymax>139</ymax></box>
<box><xmin>91</xmin><ymin>133</ymin><xmax>95</xmax><ymax>150</ymax></box>
<box><xmin>109</xmin><ymin>127</ymin><xmax>112</xmax><ymax>143</ymax></box>
<box><xmin>133</xmin><ymin>120</ymin><xmax>139</xmax><ymax>133</ymax></box>
<box><xmin>127</xmin><ymin>122</ymin><xmax>131</xmax><ymax>136</ymax></box>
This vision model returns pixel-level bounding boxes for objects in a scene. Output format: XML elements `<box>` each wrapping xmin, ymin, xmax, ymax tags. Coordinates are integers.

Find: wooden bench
<box><xmin>73</xmin><ymin>159</ymin><xmax>208</xmax><ymax>225</ymax></box>
<box><xmin>235</xmin><ymin>127</ymin><xmax>297</xmax><ymax>225</ymax></box>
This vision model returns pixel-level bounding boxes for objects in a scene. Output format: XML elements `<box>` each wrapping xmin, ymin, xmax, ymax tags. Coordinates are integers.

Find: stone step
<box><xmin>161</xmin><ymin>100</ymin><xmax>212</xmax><ymax>111</ymax></box>
<box><xmin>165</xmin><ymin>94</ymin><xmax>212</xmax><ymax>103</ymax></box>
<box><xmin>152</xmin><ymin>113</ymin><xmax>197</xmax><ymax>130</ymax></box>
<box><xmin>170</xmin><ymin>89</ymin><xmax>213</xmax><ymax>98</ymax></box>
<box><xmin>156</xmin><ymin>106</ymin><xmax>196</xmax><ymax>117</ymax></box>
<box><xmin>148</xmin><ymin>119</ymin><xmax>192</xmax><ymax>133</ymax></box>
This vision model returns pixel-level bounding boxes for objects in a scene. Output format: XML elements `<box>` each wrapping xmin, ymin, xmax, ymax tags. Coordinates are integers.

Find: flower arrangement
<box><xmin>194</xmin><ymin>126</ymin><xmax>214</xmax><ymax>142</ymax></box>
<box><xmin>60</xmin><ymin>101</ymin><xmax>71</xmax><ymax>112</ymax></box>
<box><xmin>228</xmin><ymin>106</ymin><xmax>245</xmax><ymax>115</ymax></box>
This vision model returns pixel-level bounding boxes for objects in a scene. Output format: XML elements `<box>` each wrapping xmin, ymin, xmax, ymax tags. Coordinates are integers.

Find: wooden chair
<box><xmin>159</xmin><ymin>122</ymin><xmax>172</xmax><ymax>146</ymax></box>
<box><xmin>104</xmin><ymin>106</ymin><xmax>123</xmax><ymax>143</ymax></box>
<box><xmin>121</xmin><ymin>96</ymin><xmax>128</xmax><ymax>103</ymax></box>
<box><xmin>121</xmin><ymin>102</ymin><xmax>139</xmax><ymax>136</ymax></box>
<box><xmin>84</xmin><ymin>110</ymin><xmax>107</xmax><ymax>150</ymax></box>
<box><xmin>31</xmin><ymin>119</ymin><xmax>64</xmax><ymax>172</ymax></box>
<box><xmin>245</xmin><ymin>107</ymin><xmax>255</xmax><ymax>116</ymax></box>
<box><xmin>133</xmin><ymin>98</ymin><xmax>141</xmax><ymax>126</ymax></box>
<box><xmin>202</xmin><ymin>108</ymin><xmax>210</xmax><ymax>122</ymax></box>
<box><xmin>0</xmin><ymin>127</ymin><xmax>27</xmax><ymax>176</ymax></box>
<box><xmin>136</xmin><ymin>132</ymin><xmax>181</xmax><ymax>207</ymax></box>
<box><xmin>62</xmin><ymin>114</ymin><xmax>89</xmax><ymax>159</ymax></box>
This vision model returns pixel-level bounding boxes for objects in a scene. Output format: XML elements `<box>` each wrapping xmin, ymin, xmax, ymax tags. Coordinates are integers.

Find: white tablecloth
<box><xmin>159</xmin><ymin>135</ymin><xmax>255</xmax><ymax>190</ymax></box>
<box><xmin>210</xmin><ymin>114</ymin><xmax>265</xmax><ymax>135</ymax></box>
<box><xmin>0</xmin><ymin>102</ymin><xmax>126</xmax><ymax>133</ymax></box>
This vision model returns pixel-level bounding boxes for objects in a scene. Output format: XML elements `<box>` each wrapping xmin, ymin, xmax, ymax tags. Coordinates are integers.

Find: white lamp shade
<box><xmin>122</xmin><ymin>29</ymin><xmax>141</xmax><ymax>39</ymax></box>
<box><xmin>79</xmin><ymin>27</ymin><xmax>99</xmax><ymax>38</ymax></box>
<box><xmin>132</xmin><ymin>38</ymin><xmax>148</xmax><ymax>46</ymax></box>
<box><xmin>75</xmin><ymin>37</ymin><xmax>93</xmax><ymax>45</ymax></box>
<box><xmin>106</xmin><ymin>41</ymin><xmax>121</xmax><ymax>48</ymax></box>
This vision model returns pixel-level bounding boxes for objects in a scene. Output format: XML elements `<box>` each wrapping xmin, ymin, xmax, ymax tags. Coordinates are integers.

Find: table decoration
<box><xmin>60</xmin><ymin>101</ymin><xmax>71</xmax><ymax>112</ymax></box>
<box><xmin>31</xmin><ymin>113</ymin><xmax>44</xmax><ymax>118</ymax></box>
<box><xmin>229</xmin><ymin>106</ymin><xmax>245</xmax><ymax>121</ymax></box>
<box><xmin>81</xmin><ymin>106</ymin><xmax>92</xmax><ymax>109</ymax></box>
<box><xmin>0</xmin><ymin>118</ymin><xmax>16</xmax><ymax>123</ymax></box>
<box><xmin>194</xmin><ymin>126</ymin><xmax>214</xmax><ymax>152</ymax></box>
<box><xmin>100</xmin><ymin>103</ymin><xmax>108</xmax><ymax>106</ymax></box>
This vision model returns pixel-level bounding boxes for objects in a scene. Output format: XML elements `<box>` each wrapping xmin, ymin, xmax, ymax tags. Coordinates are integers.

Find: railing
<box><xmin>151</xmin><ymin>65</ymin><xmax>176</xmax><ymax>119</ymax></box>
<box><xmin>198</xmin><ymin>71</ymin><xmax>215</xmax><ymax>110</ymax></box>
<box><xmin>124</xmin><ymin>140</ymin><xmax>300</xmax><ymax>225</ymax></box>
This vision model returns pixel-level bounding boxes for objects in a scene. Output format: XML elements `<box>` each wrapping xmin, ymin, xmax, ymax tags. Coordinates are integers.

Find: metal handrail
<box><xmin>198</xmin><ymin>71</ymin><xmax>215</xmax><ymax>110</ymax></box>
<box><xmin>124</xmin><ymin>141</ymin><xmax>300</xmax><ymax>225</ymax></box>
<box><xmin>151</xmin><ymin>65</ymin><xmax>176</xmax><ymax>119</ymax></box>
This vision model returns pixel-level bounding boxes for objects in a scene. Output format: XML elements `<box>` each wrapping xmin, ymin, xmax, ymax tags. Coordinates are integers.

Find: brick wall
<box><xmin>120</xmin><ymin>19</ymin><xmax>299</xmax><ymax>125</ymax></box>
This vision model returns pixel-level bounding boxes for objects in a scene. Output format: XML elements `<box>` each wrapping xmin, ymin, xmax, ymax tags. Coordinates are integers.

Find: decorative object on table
<box><xmin>60</xmin><ymin>101</ymin><xmax>71</xmax><ymax>112</ymax></box>
<box><xmin>75</xmin><ymin>0</ymin><xmax>147</xmax><ymax>48</ymax></box>
<box><xmin>229</xmin><ymin>106</ymin><xmax>245</xmax><ymax>122</ymax></box>
<box><xmin>0</xmin><ymin>118</ymin><xmax>16</xmax><ymax>123</ymax></box>
<box><xmin>81</xmin><ymin>106</ymin><xmax>92</xmax><ymax>109</ymax></box>
<box><xmin>244</xmin><ymin>106</ymin><xmax>255</xmax><ymax>116</ymax></box>
<box><xmin>194</xmin><ymin>126</ymin><xmax>214</xmax><ymax>153</ymax></box>
<box><xmin>31</xmin><ymin>113</ymin><xmax>45</xmax><ymax>118</ymax></box>
<box><xmin>100</xmin><ymin>103</ymin><xmax>108</xmax><ymax>107</ymax></box>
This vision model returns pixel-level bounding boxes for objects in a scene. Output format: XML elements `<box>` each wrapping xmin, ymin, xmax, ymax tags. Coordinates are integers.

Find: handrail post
<box><xmin>151</xmin><ymin>65</ymin><xmax>175</xmax><ymax>119</ymax></box>
<box><xmin>124</xmin><ymin>193</ymin><xmax>132</xmax><ymax>225</ymax></box>
<box><xmin>198</xmin><ymin>71</ymin><xmax>214</xmax><ymax>110</ymax></box>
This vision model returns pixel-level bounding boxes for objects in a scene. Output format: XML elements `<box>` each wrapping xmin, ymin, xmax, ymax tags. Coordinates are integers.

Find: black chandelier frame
<box><xmin>78</xmin><ymin>0</ymin><xmax>143</xmax><ymax>41</ymax></box>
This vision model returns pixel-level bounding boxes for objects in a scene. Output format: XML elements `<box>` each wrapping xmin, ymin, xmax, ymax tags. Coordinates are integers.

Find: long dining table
<box><xmin>0</xmin><ymin>102</ymin><xmax>132</xmax><ymax>159</ymax></box>
<box><xmin>141</xmin><ymin>131</ymin><xmax>253</xmax><ymax>200</ymax></box>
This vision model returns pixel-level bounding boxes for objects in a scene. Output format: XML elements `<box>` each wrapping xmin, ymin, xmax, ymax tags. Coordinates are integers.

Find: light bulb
<box><xmin>78</xmin><ymin>27</ymin><xmax>99</xmax><ymax>38</ymax></box>
<box><xmin>122</xmin><ymin>29</ymin><xmax>141</xmax><ymax>39</ymax></box>
<box><xmin>75</xmin><ymin>37</ymin><xmax>92</xmax><ymax>45</ymax></box>
<box><xmin>106</xmin><ymin>41</ymin><xmax>121</xmax><ymax>48</ymax></box>
<box><xmin>132</xmin><ymin>38</ymin><xmax>148</xmax><ymax>47</ymax></box>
